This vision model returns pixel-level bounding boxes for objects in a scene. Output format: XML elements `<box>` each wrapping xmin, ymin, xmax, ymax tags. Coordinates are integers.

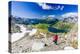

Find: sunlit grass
<box><xmin>52</xmin><ymin>21</ymin><xmax>74</xmax><ymax>30</ymax></box>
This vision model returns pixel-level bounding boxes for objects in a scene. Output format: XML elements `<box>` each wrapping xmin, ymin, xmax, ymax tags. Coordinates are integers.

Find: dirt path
<box><xmin>11</xmin><ymin>24</ymin><xmax>78</xmax><ymax>53</ymax></box>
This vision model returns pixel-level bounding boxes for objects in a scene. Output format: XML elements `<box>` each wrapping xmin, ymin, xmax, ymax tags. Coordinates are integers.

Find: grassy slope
<box><xmin>52</xmin><ymin>21</ymin><xmax>74</xmax><ymax>31</ymax></box>
<box><xmin>32</xmin><ymin>23</ymin><xmax>49</xmax><ymax>33</ymax></box>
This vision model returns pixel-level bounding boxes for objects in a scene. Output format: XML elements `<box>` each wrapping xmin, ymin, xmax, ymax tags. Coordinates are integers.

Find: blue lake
<box><xmin>48</xmin><ymin>27</ymin><xmax>68</xmax><ymax>33</ymax></box>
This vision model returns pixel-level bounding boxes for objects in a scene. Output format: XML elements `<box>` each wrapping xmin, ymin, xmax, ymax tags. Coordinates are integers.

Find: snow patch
<box><xmin>32</xmin><ymin>41</ymin><xmax>45</xmax><ymax>51</ymax></box>
<box><xmin>64</xmin><ymin>46</ymin><xmax>74</xmax><ymax>50</ymax></box>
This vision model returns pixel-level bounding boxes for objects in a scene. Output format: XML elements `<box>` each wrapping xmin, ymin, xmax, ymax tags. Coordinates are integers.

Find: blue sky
<box><xmin>9</xmin><ymin>1</ymin><xmax>78</xmax><ymax>18</ymax></box>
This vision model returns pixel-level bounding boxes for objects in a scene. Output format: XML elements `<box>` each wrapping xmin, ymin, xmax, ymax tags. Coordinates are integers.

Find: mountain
<box><xmin>62</xmin><ymin>13</ymin><xmax>78</xmax><ymax>23</ymax></box>
<box><xmin>9</xmin><ymin>15</ymin><xmax>59</xmax><ymax>25</ymax></box>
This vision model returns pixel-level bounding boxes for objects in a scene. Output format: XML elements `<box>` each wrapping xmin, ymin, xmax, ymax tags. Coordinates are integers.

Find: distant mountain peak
<box><xmin>61</xmin><ymin>12</ymin><xmax>78</xmax><ymax>23</ymax></box>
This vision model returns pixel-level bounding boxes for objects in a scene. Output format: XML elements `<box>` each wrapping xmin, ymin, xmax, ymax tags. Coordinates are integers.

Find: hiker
<box><xmin>53</xmin><ymin>34</ymin><xmax>58</xmax><ymax>45</ymax></box>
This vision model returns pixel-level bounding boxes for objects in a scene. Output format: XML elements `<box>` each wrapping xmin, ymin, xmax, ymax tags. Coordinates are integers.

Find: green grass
<box><xmin>32</xmin><ymin>23</ymin><xmax>49</xmax><ymax>33</ymax></box>
<box><xmin>32</xmin><ymin>23</ymin><xmax>49</xmax><ymax>29</ymax></box>
<box><xmin>52</xmin><ymin>21</ymin><xmax>74</xmax><ymax>31</ymax></box>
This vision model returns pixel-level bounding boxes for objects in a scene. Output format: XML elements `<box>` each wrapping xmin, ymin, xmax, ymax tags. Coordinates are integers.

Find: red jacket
<box><xmin>53</xmin><ymin>35</ymin><xmax>58</xmax><ymax>41</ymax></box>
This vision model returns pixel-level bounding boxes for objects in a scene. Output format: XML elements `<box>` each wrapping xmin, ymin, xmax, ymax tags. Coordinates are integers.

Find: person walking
<box><xmin>53</xmin><ymin>34</ymin><xmax>58</xmax><ymax>45</ymax></box>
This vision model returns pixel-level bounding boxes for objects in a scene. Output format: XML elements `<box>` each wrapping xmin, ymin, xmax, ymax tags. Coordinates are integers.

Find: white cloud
<box><xmin>62</xmin><ymin>12</ymin><xmax>78</xmax><ymax>18</ymax></box>
<box><xmin>60</xmin><ymin>6</ymin><xmax>64</xmax><ymax>10</ymax></box>
<box><xmin>37</xmin><ymin>3</ymin><xmax>64</xmax><ymax>10</ymax></box>
<box><xmin>48</xmin><ymin>15</ymin><xmax>55</xmax><ymax>17</ymax></box>
<box><xmin>42</xmin><ymin>15</ymin><xmax>46</xmax><ymax>18</ymax></box>
<box><xmin>42</xmin><ymin>15</ymin><xmax>55</xmax><ymax>18</ymax></box>
<box><xmin>37</xmin><ymin>3</ymin><xmax>53</xmax><ymax>10</ymax></box>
